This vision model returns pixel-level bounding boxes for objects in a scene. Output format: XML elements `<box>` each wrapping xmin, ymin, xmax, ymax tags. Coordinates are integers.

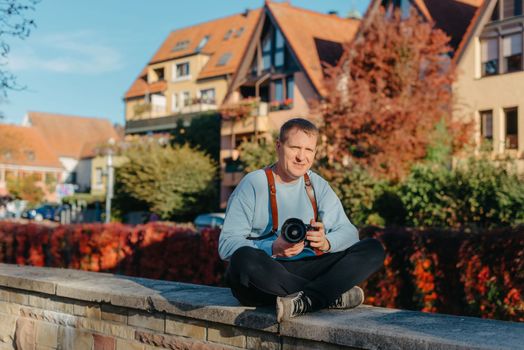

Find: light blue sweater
<box><xmin>218</xmin><ymin>169</ymin><xmax>359</xmax><ymax>261</ymax></box>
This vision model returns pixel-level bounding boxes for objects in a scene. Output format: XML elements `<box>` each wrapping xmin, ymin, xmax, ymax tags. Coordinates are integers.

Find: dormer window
<box><xmin>25</xmin><ymin>150</ymin><xmax>35</xmax><ymax>162</ymax></box>
<box><xmin>172</xmin><ymin>40</ymin><xmax>190</xmax><ymax>52</ymax></box>
<box><xmin>3</xmin><ymin>150</ymin><xmax>12</xmax><ymax>160</ymax></box>
<box><xmin>153</xmin><ymin>67</ymin><xmax>165</xmax><ymax>81</ymax></box>
<box><xmin>217</xmin><ymin>52</ymin><xmax>232</xmax><ymax>66</ymax></box>
<box><xmin>223</xmin><ymin>29</ymin><xmax>233</xmax><ymax>40</ymax></box>
<box><xmin>235</xmin><ymin>27</ymin><xmax>245</xmax><ymax>38</ymax></box>
<box><xmin>196</xmin><ymin>35</ymin><xmax>210</xmax><ymax>52</ymax></box>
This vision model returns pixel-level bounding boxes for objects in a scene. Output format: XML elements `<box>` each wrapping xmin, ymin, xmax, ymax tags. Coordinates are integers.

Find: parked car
<box><xmin>22</xmin><ymin>204</ymin><xmax>61</xmax><ymax>221</ymax></box>
<box><xmin>194</xmin><ymin>213</ymin><xmax>225</xmax><ymax>232</ymax></box>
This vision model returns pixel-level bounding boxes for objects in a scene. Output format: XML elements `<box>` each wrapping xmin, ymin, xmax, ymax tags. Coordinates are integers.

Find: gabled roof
<box><xmin>124</xmin><ymin>9</ymin><xmax>262</xmax><ymax>99</ymax></box>
<box><xmin>364</xmin><ymin>0</ymin><xmax>485</xmax><ymax>62</ymax></box>
<box><xmin>0</xmin><ymin>124</ymin><xmax>62</xmax><ymax>169</ymax></box>
<box><xmin>266</xmin><ymin>2</ymin><xmax>360</xmax><ymax>96</ymax></box>
<box><xmin>26</xmin><ymin>112</ymin><xmax>120</xmax><ymax>160</ymax></box>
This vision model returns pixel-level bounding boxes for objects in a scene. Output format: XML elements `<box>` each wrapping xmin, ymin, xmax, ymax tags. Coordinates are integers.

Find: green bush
<box><xmin>113</xmin><ymin>142</ymin><xmax>217</xmax><ymax>221</ymax></box>
<box><xmin>381</xmin><ymin>159</ymin><xmax>524</xmax><ymax>228</ymax></box>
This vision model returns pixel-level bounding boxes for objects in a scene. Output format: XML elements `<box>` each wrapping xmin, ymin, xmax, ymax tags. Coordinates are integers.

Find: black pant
<box><xmin>226</xmin><ymin>238</ymin><xmax>385</xmax><ymax>309</ymax></box>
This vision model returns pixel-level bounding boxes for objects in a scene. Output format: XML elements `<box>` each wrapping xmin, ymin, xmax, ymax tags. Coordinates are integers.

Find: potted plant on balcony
<box><xmin>269</xmin><ymin>100</ymin><xmax>281</xmax><ymax>112</ymax></box>
<box><xmin>282</xmin><ymin>98</ymin><xmax>294</xmax><ymax>110</ymax></box>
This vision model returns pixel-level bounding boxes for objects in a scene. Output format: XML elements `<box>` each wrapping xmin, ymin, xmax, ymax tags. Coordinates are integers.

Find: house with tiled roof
<box><xmin>123</xmin><ymin>8</ymin><xmax>262</xmax><ymax>135</ymax></box>
<box><xmin>364</xmin><ymin>0</ymin><xmax>524</xmax><ymax>171</ymax></box>
<box><xmin>22</xmin><ymin>111</ymin><xmax>120</xmax><ymax>193</ymax></box>
<box><xmin>219</xmin><ymin>1</ymin><xmax>360</xmax><ymax>206</ymax></box>
<box><xmin>0</xmin><ymin>124</ymin><xmax>63</xmax><ymax>202</ymax></box>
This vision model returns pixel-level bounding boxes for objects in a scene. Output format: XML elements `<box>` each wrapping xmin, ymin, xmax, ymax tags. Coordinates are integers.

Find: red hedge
<box><xmin>0</xmin><ymin>222</ymin><xmax>226</xmax><ymax>286</ymax></box>
<box><xmin>0</xmin><ymin>222</ymin><xmax>522</xmax><ymax>321</ymax></box>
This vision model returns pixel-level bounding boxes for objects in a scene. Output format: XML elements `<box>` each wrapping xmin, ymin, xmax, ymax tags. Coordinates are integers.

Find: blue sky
<box><xmin>2</xmin><ymin>0</ymin><xmax>370</xmax><ymax>125</ymax></box>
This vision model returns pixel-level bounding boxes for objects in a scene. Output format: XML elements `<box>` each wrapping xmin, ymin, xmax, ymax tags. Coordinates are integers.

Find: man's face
<box><xmin>276</xmin><ymin>128</ymin><xmax>317</xmax><ymax>181</ymax></box>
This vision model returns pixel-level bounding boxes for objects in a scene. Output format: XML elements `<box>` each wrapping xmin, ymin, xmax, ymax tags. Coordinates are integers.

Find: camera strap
<box><xmin>245</xmin><ymin>166</ymin><xmax>320</xmax><ymax>245</ymax></box>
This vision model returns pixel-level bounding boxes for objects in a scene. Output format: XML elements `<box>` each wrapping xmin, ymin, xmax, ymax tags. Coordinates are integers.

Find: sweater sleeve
<box><xmin>316</xmin><ymin>176</ymin><xmax>360</xmax><ymax>252</ymax></box>
<box><xmin>218</xmin><ymin>176</ymin><xmax>258</xmax><ymax>261</ymax></box>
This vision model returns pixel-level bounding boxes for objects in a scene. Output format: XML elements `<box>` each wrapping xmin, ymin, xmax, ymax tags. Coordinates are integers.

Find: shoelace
<box><xmin>292</xmin><ymin>292</ymin><xmax>312</xmax><ymax>315</ymax></box>
<box><xmin>330</xmin><ymin>295</ymin><xmax>344</xmax><ymax>308</ymax></box>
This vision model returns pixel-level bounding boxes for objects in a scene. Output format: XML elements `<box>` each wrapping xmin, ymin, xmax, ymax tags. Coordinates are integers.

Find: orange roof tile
<box><xmin>0</xmin><ymin>124</ymin><xmax>62</xmax><ymax>168</ymax></box>
<box><xmin>124</xmin><ymin>9</ymin><xmax>262</xmax><ymax>99</ymax></box>
<box><xmin>267</xmin><ymin>2</ymin><xmax>360</xmax><ymax>96</ymax></box>
<box><xmin>26</xmin><ymin>112</ymin><xmax>120</xmax><ymax>159</ymax></box>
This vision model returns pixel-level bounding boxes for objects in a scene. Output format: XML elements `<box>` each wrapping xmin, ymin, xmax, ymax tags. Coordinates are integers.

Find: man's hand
<box><xmin>306</xmin><ymin>219</ymin><xmax>330</xmax><ymax>252</ymax></box>
<box><xmin>272</xmin><ymin>234</ymin><xmax>305</xmax><ymax>258</ymax></box>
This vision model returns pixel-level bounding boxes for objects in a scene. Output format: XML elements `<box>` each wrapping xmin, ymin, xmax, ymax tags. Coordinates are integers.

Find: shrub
<box><xmin>113</xmin><ymin>142</ymin><xmax>217</xmax><ymax>221</ymax></box>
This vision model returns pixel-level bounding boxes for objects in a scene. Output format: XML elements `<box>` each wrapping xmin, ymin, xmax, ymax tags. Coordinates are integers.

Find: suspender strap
<box><xmin>303</xmin><ymin>173</ymin><xmax>318</xmax><ymax>221</ymax></box>
<box><xmin>264</xmin><ymin>167</ymin><xmax>279</xmax><ymax>233</ymax></box>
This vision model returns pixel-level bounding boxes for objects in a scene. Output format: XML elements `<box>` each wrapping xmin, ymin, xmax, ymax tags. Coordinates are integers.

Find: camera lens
<box><xmin>281</xmin><ymin>218</ymin><xmax>307</xmax><ymax>243</ymax></box>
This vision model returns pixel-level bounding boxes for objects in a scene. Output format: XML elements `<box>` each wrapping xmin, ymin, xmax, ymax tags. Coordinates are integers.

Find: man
<box><xmin>219</xmin><ymin>118</ymin><xmax>385</xmax><ymax>322</ymax></box>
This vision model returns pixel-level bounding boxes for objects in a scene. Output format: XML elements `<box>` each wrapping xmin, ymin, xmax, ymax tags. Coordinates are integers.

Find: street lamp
<box><xmin>105</xmin><ymin>138</ymin><xmax>115</xmax><ymax>224</ymax></box>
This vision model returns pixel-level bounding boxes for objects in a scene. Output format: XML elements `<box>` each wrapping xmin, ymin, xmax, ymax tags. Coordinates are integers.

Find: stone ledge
<box><xmin>0</xmin><ymin>263</ymin><xmax>523</xmax><ymax>350</ymax></box>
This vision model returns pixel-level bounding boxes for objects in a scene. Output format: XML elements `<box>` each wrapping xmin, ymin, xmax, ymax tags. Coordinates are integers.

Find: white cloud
<box><xmin>7</xmin><ymin>31</ymin><xmax>124</xmax><ymax>74</ymax></box>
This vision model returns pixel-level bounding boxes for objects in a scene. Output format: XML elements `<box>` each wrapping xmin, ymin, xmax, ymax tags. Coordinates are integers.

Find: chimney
<box><xmin>243</xmin><ymin>8</ymin><xmax>250</xmax><ymax>17</ymax></box>
<box><xmin>328</xmin><ymin>10</ymin><xmax>339</xmax><ymax>16</ymax></box>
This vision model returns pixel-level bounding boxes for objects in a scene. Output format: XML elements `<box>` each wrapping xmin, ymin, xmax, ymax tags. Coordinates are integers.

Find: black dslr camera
<box><xmin>281</xmin><ymin>218</ymin><xmax>317</xmax><ymax>244</ymax></box>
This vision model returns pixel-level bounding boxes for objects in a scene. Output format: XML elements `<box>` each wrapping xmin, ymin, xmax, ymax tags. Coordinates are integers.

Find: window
<box><xmin>262</xmin><ymin>31</ymin><xmax>272</xmax><ymax>71</ymax></box>
<box><xmin>3</xmin><ymin>150</ymin><xmax>12</xmax><ymax>160</ymax></box>
<box><xmin>199</xmin><ymin>88</ymin><xmax>216</xmax><ymax>104</ymax></box>
<box><xmin>503</xmin><ymin>0</ymin><xmax>523</xmax><ymax>18</ymax></box>
<box><xmin>481</xmin><ymin>38</ymin><xmax>499</xmax><ymax>76</ymax></box>
<box><xmin>172</xmin><ymin>40</ymin><xmax>190</xmax><ymax>52</ymax></box>
<box><xmin>480</xmin><ymin>110</ymin><xmax>493</xmax><ymax>149</ymax></box>
<box><xmin>25</xmin><ymin>150</ymin><xmax>35</xmax><ymax>162</ymax></box>
<box><xmin>95</xmin><ymin>167</ymin><xmax>103</xmax><ymax>185</ymax></box>
<box><xmin>174</xmin><ymin>62</ymin><xmax>190</xmax><ymax>80</ymax></box>
<box><xmin>274</xmin><ymin>29</ymin><xmax>285</xmax><ymax>67</ymax></box>
<box><xmin>180</xmin><ymin>91</ymin><xmax>190</xmax><ymax>107</ymax></box>
<box><xmin>223</xmin><ymin>29</ymin><xmax>233</xmax><ymax>40</ymax></box>
<box><xmin>505</xmin><ymin>107</ymin><xmax>519</xmax><ymax>149</ymax></box>
<box><xmin>286</xmin><ymin>76</ymin><xmax>294</xmax><ymax>100</ymax></box>
<box><xmin>274</xmin><ymin>79</ymin><xmax>283</xmax><ymax>101</ymax></box>
<box><xmin>151</xmin><ymin>94</ymin><xmax>166</xmax><ymax>115</ymax></box>
<box><xmin>503</xmin><ymin>33</ymin><xmax>522</xmax><ymax>73</ymax></box>
<box><xmin>235</xmin><ymin>27</ymin><xmax>245</xmax><ymax>37</ymax></box>
<box><xmin>491</xmin><ymin>1</ymin><xmax>500</xmax><ymax>21</ymax></box>
<box><xmin>196</xmin><ymin>35</ymin><xmax>210</xmax><ymax>52</ymax></box>
<box><xmin>217</xmin><ymin>52</ymin><xmax>232</xmax><ymax>66</ymax></box>
<box><xmin>153</xmin><ymin>67</ymin><xmax>164</xmax><ymax>81</ymax></box>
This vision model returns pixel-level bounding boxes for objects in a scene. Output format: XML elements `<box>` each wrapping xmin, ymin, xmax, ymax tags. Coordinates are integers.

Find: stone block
<box><xmin>0</xmin><ymin>301</ymin><xmax>20</xmax><ymax>315</ymax></box>
<box><xmin>207</xmin><ymin>324</ymin><xmax>246</xmax><ymax>348</ymax></box>
<box><xmin>35</xmin><ymin>322</ymin><xmax>58</xmax><ymax>348</ymax></box>
<box><xmin>283</xmin><ymin>337</ymin><xmax>358</xmax><ymax>350</ymax></box>
<box><xmin>9</xmin><ymin>291</ymin><xmax>29</xmax><ymax>306</ymax></box>
<box><xmin>19</xmin><ymin>307</ymin><xmax>77</xmax><ymax>328</ymax></box>
<box><xmin>116</xmin><ymin>338</ymin><xmax>144</xmax><ymax>350</ymax></box>
<box><xmin>28</xmin><ymin>294</ymin><xmax>48</xmax><ymax>310</ymax></box>
<box><xmin>76</xmin><ymin>317</ymin><xmax>135</xmax><ymax>340</ymax></box>
<box><xmin>165</xmin><ymin>315</ymin><xmax>206</xmax><ymax>340</ymax></box>
<box><xmin>58</xmin><ymin>326</ymin><xmax>94</xmax><ymax>350</ymax></box>
<box><xmin>15</xmin><ymin>318</ymin><xmax>35</xmax><ymax>350</ymax></box>
<box><xmin>135</xmin><ymin>331</ymin><xmax>227</xmax><ymax>350</ymax></box>
<box><xmin>93</xmin><ymin>334</ymin><xmax>115</xmax><ymax>350</ymax></box>
<box><xmin>45</xmin><ymin>298</ymin><xmax>74</xmax><ymax>315</ymax></box>
<box><xmin>0</xmin><ymin>314</ymin><xmax>17</xmax><ymax>344</ymax></box>
<box><xmin>0</xmin><ymin>289</ymin><xmax>10</xmax><ymax>302</ymax></box>
<box><xmin>128</xmin><ymin>311</ymin><xmax>164</xmax><ymax>332</ymax></box>
<box><xmin>86</xmin><ymin>305</ymin><xmax>102</xmax><ymax>320</ymax></box>
<box><xmin>246</xmin><ymin>329</ymin><xmax>280</xmax><ymax>350</ymax></box>
<box><xmin>101</xmin><ymin>305</ymin><xmax>127</xmax><ymax>324</ymax></box>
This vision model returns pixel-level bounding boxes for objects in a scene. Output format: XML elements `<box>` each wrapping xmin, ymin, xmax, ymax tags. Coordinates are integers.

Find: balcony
<box><xmin>220</xmin><ymin>101</ymin><xmax>269</xmax><ymax>136</ymax></box>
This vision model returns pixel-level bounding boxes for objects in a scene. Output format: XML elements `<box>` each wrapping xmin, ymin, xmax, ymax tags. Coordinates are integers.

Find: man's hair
<box><xmin>279</xmin><ymin>118</ymin><xmax>319</xmax><ymax>143</ymax></box>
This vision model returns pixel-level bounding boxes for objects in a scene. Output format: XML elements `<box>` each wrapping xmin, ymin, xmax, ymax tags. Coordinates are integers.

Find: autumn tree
<box><xmin>320</xmin><ymin>7</ymin><xmax>471</xmax><ymax>181</ymax></box>
<box><xmin>7</xmin><ymin>173</ymin><xmax>44</xmax><ymax>204</ymax></box>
